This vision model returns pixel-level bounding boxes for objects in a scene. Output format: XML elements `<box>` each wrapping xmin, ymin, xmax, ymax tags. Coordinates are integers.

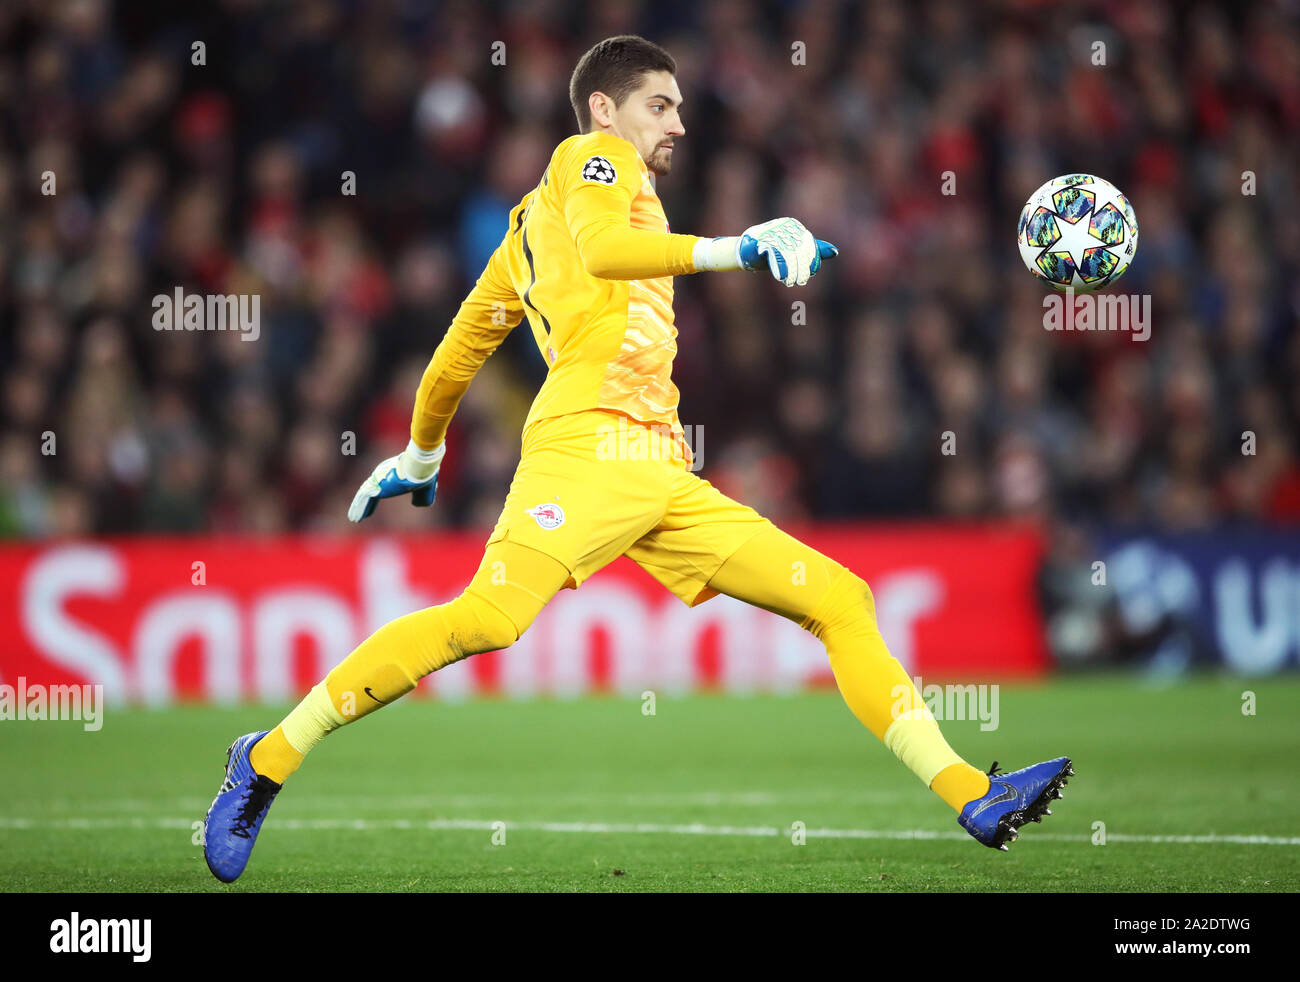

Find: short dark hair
<box><xmin>568</xmin><ymin>35</ymin><xmax>676</xmax><ymax>134</ymax></box>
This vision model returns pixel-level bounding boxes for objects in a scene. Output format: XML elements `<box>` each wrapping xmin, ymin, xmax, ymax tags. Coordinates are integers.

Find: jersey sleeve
<box><xmin>409</xmin><ymin>231</ymin><xmax>525</xmax><ymax>450</ymax></box>
<box><xmin>560</xmin><ymin>137</ymin><xmax>700</xmax><ymax>279</ymax></box>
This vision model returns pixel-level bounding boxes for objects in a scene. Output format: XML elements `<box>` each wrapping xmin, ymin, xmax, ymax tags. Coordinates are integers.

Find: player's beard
<box><xmin>647</xmin><ymin>147</ymin><xmax>673</xmax><ymax>175</ymax></box>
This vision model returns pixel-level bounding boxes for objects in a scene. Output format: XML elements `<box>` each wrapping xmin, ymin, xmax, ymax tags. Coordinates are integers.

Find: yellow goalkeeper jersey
<box><xmin>410</xmin><ymin>131</ymin><xmax>703</xmax><ymax>451</ymax></box>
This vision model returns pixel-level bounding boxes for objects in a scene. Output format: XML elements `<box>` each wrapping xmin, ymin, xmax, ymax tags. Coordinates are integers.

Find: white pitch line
<box><xmin>0</xmin><ymin>816</ymin><xmax>1298</xmax><ymax>846</ymax></box>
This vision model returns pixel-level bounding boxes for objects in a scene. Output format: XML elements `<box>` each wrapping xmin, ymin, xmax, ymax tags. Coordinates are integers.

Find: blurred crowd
<box><xmin>1</xmin><ymin>0</ymin><xmax>1298</xmax><ymax>541</ymax></box>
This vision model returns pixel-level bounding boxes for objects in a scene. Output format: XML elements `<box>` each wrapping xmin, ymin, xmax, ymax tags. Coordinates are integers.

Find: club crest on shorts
<box><xmin>581</xmin><ymin>155</ymin><xmax>616</xmax><ymax>184</ymax></box>
<box><xmin>525</xmin><ymin>502</ymin><xmax>565</xmax><ymax>529</ymax></box>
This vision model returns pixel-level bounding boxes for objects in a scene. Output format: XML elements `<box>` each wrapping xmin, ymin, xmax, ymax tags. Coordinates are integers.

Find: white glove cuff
<box><xmin>401</xmin><ymin>438</ymin><xmax>445</xmax><ymax>481</ymax></box>
<box><xmin>692</xmin><ymin>236</ymin><xmax>743</xmax><ymax>272</ymax></box>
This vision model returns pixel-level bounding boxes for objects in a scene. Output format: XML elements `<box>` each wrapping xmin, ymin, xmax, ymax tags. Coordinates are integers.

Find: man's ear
<box><xmin>588</xmin><ymin>91</ymin><xmax>614</xmax><ymax>130</ymax></box>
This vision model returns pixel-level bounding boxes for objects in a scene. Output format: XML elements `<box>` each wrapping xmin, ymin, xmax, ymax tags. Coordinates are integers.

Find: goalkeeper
<box><xmin>203</xmin><ymin>35</ymin><xmax>1070</xmax><ymax>883</ymax></box>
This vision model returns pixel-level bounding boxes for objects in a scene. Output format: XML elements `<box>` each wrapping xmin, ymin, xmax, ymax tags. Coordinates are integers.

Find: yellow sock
<box><xmin>930</xmin><ymin>761</ymin><xmax>992</xmax><ymax>812</ymax></box>
<box><xmin>249</xmin><ymin>680</ymin><xmax>347</xmax><ymax>784</ymax></box>
<box><xmin>706</xmin><ymin>528</ymin><xmax>988</xmax><ymax>811</ymax></box>
<box><xmin>249</xmin><ymin>540</ymin><xmax>568</xmax><ymax>785</ymax></box>
<box><xmin>804</xmin><ymin>568</ymin><xmax>979</xmax><ymax>800</ymax></box>
<box><xmin>249</xmin><ymin>727</ymin><xmax>305</xmax><ymax>785</ymax></box>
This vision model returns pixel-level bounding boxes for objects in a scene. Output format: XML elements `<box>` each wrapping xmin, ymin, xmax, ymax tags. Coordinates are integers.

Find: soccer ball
<box><xmin>1017</xmin><ymin>174</ymin><xmax>1138</xmax><ymax>292</ymax></box>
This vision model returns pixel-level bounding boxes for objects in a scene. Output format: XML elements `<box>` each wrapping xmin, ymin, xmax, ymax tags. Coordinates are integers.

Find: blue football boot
<box><xmin>203</xmin><ymin>731</ymin><xmax>282</xmax><ymax>882</ymax></box>
<box><xmin>958</xmin><ymin>757</ymin><xmax>1073</xmax><ymax>850</ymax></box>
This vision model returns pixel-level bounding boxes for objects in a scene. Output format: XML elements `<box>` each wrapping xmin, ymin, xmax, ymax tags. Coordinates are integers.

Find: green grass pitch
<box><xmin>4</xmin><ymin>674</ymin><xmax>1298</xmax><ymax>892</ymax></box>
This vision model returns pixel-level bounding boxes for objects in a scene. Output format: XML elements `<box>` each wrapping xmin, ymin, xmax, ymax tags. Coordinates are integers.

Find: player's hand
<box><xmin>737</xmin><ymin>218</ymin><xmax>838</xmax><ymax>287</ymax></box>
<box><xmin>810</xmin><ymin>238</ymin><xmax>839</xmax><ymax>275</ymax></box>
<box><xmin>347</xmin><ymin>440</ymin><xmax>445</xmax><ymax>523</ymax></box>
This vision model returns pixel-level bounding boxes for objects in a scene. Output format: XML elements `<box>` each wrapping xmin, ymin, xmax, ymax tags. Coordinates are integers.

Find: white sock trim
<box><xmin>281</xmin><ymin>681</ymin><xmax>348</xmax><ymax>755</ymax></box>
<box><xmin>882</xmin><ymin>715</ymin><xmax>962</xmax><ymax>788</ymax></box>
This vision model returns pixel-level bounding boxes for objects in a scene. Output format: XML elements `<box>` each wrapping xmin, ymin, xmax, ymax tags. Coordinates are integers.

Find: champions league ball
<box><xmin>1017</xmin><ymin>174</ymin><xmax>1138</xmax><ymax>293</ymax></box>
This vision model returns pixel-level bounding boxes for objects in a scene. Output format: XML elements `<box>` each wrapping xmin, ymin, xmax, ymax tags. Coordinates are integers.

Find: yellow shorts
<box><xmin>485</xmin><ymin>409</ymin><xmax>773</xmax><ymax>606</ymax></box>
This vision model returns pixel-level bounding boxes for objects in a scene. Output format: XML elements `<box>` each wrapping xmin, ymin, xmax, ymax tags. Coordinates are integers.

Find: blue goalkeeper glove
<box><xmin>738</xmin><ymin>217</ymin><xmax>838</xmax><ymax>286</ymax></box>
<box><xmin>692</xmin><ymin>217</ymin><xmax>838</xmax><ymax>286</ymax></box>
<box><xmin>347</xmin><ymin>439</ymin><xmax>445</xmax><ymax>523</ymax></box>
